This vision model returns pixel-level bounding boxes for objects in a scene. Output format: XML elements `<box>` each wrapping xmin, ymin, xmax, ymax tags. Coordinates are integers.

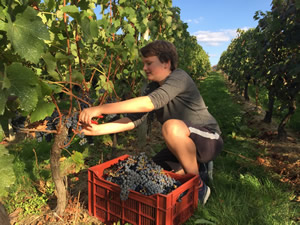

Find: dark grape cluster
<box><xmin>79</xmin><ymin>94</ymin><xmax>94</xmax><ymax>110</ymax></box>
<box><xmin>35</xmin><ymin>110</ymin><xmax>89</xmax><ymax>146</ymax></box>
<box><xmin>104</xmin><ymin>153</ymin><xmax>181</xmax><ymax>201</ymax></box>
<box><xmin>33</xmin><ymin>94</ymin><xmax>96</xmax><ymax>145</ymax></box>
<box><xmin>35</xmin><ymin>110</ymin><xmax>59</xmax><ymax>143</ymax></box>
<box><xmin>64</xmin><ymin>111</ymin><xmax>89</xmax><ymax>147</ymax></box>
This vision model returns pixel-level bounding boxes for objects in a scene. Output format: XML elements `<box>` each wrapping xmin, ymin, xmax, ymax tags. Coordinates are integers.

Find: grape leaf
<box><xmin>0</xmin><ymin>145</ymin><xmax>16</xmax><ymax>197</ymax></box>
<box><xmin>61</xmin><ymin>5</ymin><xmax>80</xmax><ymax>14</ymax></box>
<box><xmin>0</xmin><ymin>124</ymin><xmax>4</xmax><ymax>142</ymax></box>
<box><xmin>124</xmin><ymin>34</ymin><xmax>135</xmax><ymax>49</ymax></box>
<box><xmin>41</xmin><ymin>81</ymin><xmax>62</xmax><ymax>94</ymax></box>
<box><xmin>60</xmin><ymin>151</ymin><xmax>86</xmax><ymax>176</ymax></box>
<box><xmin>7</xmin><ymin>6</ymin><xmax>50</xmax><ymax>63</ymax></box>
<box><xmin>61</xmin><ymin>5</ymin><xmax>80</xmax><ymax>20</ymax></box>
<box><xmin>45</xmin><ymin>0</ymin><xmax>56</xmax><ymax>11</ymax></box>
<box><xmin>1</xmin><ymin>76</ymin><xmax>11</xmax><ymax>90</ymax></box>
<box><xmin>0</xmin><ymin>19</ymin><xmax>7</xmax><ymax>31</ymax></box>
<box><xmin>0</xmin><ymin>90</ymin><xmax>8</xmax><ymax>115</ymax></box>
<box><xmin>42</xmin><ymin>52</ymin><xmax>59</xmax><ymax>80</ymax></box>
<box><xmin>6</xmin><ymin>63</ymin><xmax>39</xmax><ymax>112</ymax></box>
<box><xmin>70</xmin><ymin>70</ymin><xmax>84</xmax><ymax>83</ymax></box>
<box><xmin>81</xmin><ymin>16</ymin><xmax>94</xmax><ymax>42</ymax></box>
<box><xmin>30</xmin><ymin>100</ymin><xmax>55</xmax><ymax>123</ymax></box>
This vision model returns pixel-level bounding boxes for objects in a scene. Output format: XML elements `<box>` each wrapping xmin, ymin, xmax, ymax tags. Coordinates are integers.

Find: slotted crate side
<box><xmin>88</xmin><ymin>155</ymin><xmax>199</xmax><ymax>225</ymax></box>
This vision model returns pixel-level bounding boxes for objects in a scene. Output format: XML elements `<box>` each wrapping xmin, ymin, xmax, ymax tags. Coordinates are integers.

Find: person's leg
<box><xmin>161</xmin><ymin>119</ymin><xmax>199</xmax><ymax>175</ymax></box>
<box><xmin>161</xmin><ymin>119</ymin><xmax>223</xmax><ymax>205</ymax></box>
<box><xmin>152</xmin><ymin>147</ymin><xmax>183</xmax><ymax>172</ymax></box>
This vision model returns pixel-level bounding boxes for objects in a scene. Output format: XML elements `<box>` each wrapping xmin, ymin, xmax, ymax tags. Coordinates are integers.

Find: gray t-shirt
<box><xmin>127</xmin><ymin>69</ymin><xmax>221</xmax><ymax>134</ymax></box>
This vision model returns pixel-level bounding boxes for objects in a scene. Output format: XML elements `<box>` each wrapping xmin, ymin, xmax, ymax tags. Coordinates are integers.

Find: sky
<box><xmin>172</xmin><ymin>0</ymin><xmax>273</xmax><ymax>66</ymax></box>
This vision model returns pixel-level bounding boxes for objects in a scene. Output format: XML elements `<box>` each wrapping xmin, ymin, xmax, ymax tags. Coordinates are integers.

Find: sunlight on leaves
<box><xmin>7</xmin><ymin>7</ymin><xmax>50</xmax><ymax>63</ymax></box>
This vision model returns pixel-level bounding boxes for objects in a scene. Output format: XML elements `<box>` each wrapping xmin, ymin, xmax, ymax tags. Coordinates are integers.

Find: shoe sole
<box><xmin>202</xmin><ymin>186</ymin><xmax>211</xmax><ymax>205</ymax></box>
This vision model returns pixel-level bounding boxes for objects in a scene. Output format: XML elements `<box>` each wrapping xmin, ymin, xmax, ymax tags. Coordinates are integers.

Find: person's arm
<box><xmin>80</xmin><ymin>117</ymin><xmax>135</xmax><ymax>136</ymax></box>
<box><xmin>79</xmin><ymin>96</ymin><xmax>154</xmax><ymax>126</ymax></box>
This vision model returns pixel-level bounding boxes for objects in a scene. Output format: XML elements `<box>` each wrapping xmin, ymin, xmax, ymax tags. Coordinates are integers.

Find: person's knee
<box><xmin>162</xmin><ymin>119</ymin><xmax>189</xmax><ymax>139</ymax></box>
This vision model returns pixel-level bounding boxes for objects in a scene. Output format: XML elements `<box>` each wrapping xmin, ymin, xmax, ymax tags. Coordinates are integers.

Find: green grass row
<box><xmin>184</xmin><ymin>72</ymin><xmax>298</xmax><ymax>225</ymax></box>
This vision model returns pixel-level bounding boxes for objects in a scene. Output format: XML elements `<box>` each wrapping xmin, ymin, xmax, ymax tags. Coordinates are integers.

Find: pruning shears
<box><xmin>91</xmin><ymin>115</ymin><xmax>104</xmax><ymax>124</ymax></box>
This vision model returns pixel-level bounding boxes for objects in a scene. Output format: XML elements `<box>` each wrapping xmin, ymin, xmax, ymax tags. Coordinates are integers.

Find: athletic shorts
<box><xmin>152</xmin><ymin>121</ymin><xmax>223</xmax><ymax>172</ymax></box>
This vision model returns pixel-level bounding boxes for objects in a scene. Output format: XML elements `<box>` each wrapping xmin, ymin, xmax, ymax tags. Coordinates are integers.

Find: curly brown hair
<box><xmin>140</xmin><ymin>40</ymin><xmax>178</xmax><ymax>71</ymax></box>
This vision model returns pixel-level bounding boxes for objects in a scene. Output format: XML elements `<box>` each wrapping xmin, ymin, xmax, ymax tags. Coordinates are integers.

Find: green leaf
<box><xmin>61</xmin><ymin>5</ymin><xmax>80</xmax><ymax>14</ymax></box>
<box><xmin>81</xmin><ymin>16</ymin><xmax>93</xmax><ymax>42</ymax></box>
<box><xmin>112</xmin><ymin>18</ymin><xmax>120</xmax><ymax>28</ymax></box>
<box><xmin>90</xmin><ymin>20</ymin><xmax>99</xmax><ymax>38</ymax></box>
<box><xmin>0</xmin><ymin>91</ymin><xmax>7</xmax><ymax>115</ymax></box>
<box><xmin>78</xmin><ymin>0</ymin><xmax>91</xmax><ymax>10</ymax></box>
<box><xmin>0</xmin><ymin>145</ymin><xmax>16</xmax><ymax>197</ymax></box>
<box><xmin>42</xmin><ymin>82</ymin><xmax>62</xmax><ymax>94</ymax></box>
<box><xmin>124</xmin><ymin>34</ymin><xmax>135</xmax><ymax>49</ymax></box>
<box><xmin>7</xmin><ymin>6</ymin><xmax>50</xmax><ymax>64</ymax></box>
<box><xmin>6</xmin><ymin>63</ymin><xmax>39</xmax><ymax>112</ymax></box>
<box><xmin>61</xmin><ymin>5</ymin><xmax>80</xmax><ymax>20</ymax></box>
<box><xmin>42</xmin><ymin>52</ymin><xmax>59</xmax><ymax>80</ymax></box>
<box><xmin>2</xmin><ymin>76</ymin><xmax>11</xmax><ymax>90</ymax></box>
<box><xmin>80</xmin><ymin>11</ymin><xmax>98</xmax><ymax>41</ymax></box>
<box><xmin>71</xmin><ymin>151</ymin><xmax>85</xmax><ymax>165</ymax></box>
<box><xmin>66</xmin><ymin>70</ymin><xmax>84</xmax><ymax>83</ymax></box>
<box><xmin>124</xmin><ymin>7</ymin><xmax>135</xmax><ymax>16</ymax></box>
<box><xmin>30</xmin><ymin>100</ymin><xmax>55</xmax><ymax>123</ymax></box>
<box><xmin>96</xmin><ymin>75</ymin><xmax>113</xmax><ymax>93</ymax></box>
<box><xmin>0</xmin><ymin>20</ymin><xmax>7</xmax><ymax>31</ymax></box>
<box><xmin>55</xmin><ymin>52</ymin><xmax>74</xmax><ymax>63</ymax></box>
<box><xmin>124</xmin><ymin>23</ymin><xmax>135</xmax><ymax>35</ymax></box>
<box><xmin>0</xmin><ymin>6</ymin><xmax>5</xmax><ymax>21</ymax></box>
<box><xmin>60</xmin><ymin>151</ymin><xmax>86</xmax><ymax>176</ymax></box>
<box><xmin>97</xmin><ymin>18</ymin><xmax>109</xmax><ymax>29</ymax></box>
<box><xmin>72</xmin><ymin>70</ymin><xmax>84</xmax><ymax>83</ymax></box>
<box><xmin>0</xmin><ymin>124</ymin><xmax>4</xmax><ymax>142</ymax></box>
<box><xmin>45</xmin><ymin>0</ymin><xmax>56</xmax><ymax>11</ymax></box>
<box><xmin>165</xmin><ymin>16</ymin><xmax>172</xmax><ymax>24</ymax></box>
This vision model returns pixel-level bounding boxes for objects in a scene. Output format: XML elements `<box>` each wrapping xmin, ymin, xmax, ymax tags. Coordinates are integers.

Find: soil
<box><xmin>4</xmin><ymin>74</ymin><xmax>300</xmax><ymax>224</ymax></box>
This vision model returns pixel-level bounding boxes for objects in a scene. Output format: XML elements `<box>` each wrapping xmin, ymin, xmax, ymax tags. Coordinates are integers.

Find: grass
<box><xmin>184</xmin><ymin>72</ymin><xmax>298</xmax><ymax>225</ymax></box>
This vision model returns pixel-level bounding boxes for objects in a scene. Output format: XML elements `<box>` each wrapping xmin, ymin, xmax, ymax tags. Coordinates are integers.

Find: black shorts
<box><xmin>152</xmin><ymin>121</ymin><xmax>223</xmax><ymax>172</ymax></box>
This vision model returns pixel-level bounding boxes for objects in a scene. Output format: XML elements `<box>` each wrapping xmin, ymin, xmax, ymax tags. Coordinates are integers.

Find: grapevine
<box><xmin>104</xmin><ymin>153</ymin><xmax>181</xmax><ymax>201</ymax></box>
<box><xmin>218</xmin><ymin>1</ymin><xmax>300</xmax><ymax>139</ymax></box>
<box><xmin>0</xmin><ymin>0</ymin><xmax>211</xmax><ymax>215</ymax></box>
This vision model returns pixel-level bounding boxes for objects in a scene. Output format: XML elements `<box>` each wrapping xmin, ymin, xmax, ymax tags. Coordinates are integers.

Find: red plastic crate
<box><xmin>88</xmin><ymin>154</ymin><xmax>199</xmax><ymax>225</ymax></box>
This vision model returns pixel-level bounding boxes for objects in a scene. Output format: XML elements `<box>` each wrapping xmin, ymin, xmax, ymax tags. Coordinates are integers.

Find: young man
<box><xmin>79</xmin><ymin>40</ymin><xmax>223</xmax><ymax>205</ymax></box>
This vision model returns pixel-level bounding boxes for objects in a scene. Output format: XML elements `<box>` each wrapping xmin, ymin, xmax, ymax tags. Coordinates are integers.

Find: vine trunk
<box><xmin>50</xmin><ymin>125</ymin><xmax>68</xmax><ymax>215</ymax></box>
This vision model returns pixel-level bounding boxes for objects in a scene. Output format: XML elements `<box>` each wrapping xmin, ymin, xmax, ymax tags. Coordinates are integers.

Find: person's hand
<box><xmin>78</xmin><ymin>123</ymin><xmax>100</xmax><ymax>136</ymax></box>
<box><xmin>79</xmin><ymin>106</ymin><xmax>102</xmax><ymax>126</ymax></box>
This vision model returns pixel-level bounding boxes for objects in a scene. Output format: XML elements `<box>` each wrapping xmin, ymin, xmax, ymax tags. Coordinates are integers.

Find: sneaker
<box><xmin>198</xmin><ymin>183</ymin><xmax>211</xmax><ymax>205</ymax></box>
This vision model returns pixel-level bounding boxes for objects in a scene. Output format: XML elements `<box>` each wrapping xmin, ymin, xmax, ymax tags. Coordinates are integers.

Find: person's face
<box><xmin>142</xmin><ymin>56</ymin><xmax>171</xmax><ymax>83</ymax></box>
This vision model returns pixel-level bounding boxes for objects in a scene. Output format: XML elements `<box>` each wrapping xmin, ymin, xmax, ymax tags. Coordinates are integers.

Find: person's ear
<box><xmin>164</xmin><ymin>60</ymin><xmax>171</xmax><ymax>69</ymax></box>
